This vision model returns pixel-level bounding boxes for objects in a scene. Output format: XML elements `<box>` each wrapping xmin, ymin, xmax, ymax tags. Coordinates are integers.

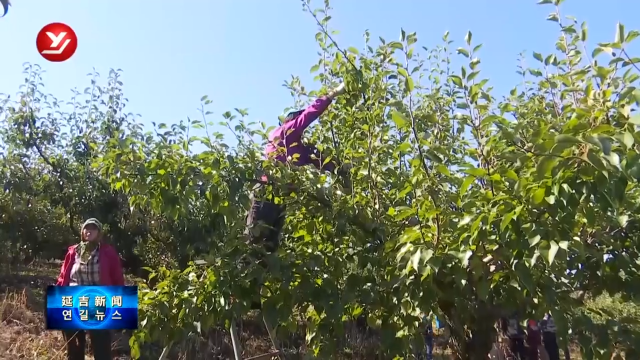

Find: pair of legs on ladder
<box><xmin>230</xmin><ymin>183</ymin><xmax>286</xmax><ymax>360</ymax></box>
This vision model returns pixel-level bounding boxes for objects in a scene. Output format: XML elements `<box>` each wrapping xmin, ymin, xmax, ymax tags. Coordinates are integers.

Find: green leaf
<box><xmin>621</xmin><ymin>132</ymin><xmax>634</xmax><ymax>149</ymax></box>
<box><xmin>391</xmin><ymin>110</ymin><xmax>410</xmax><ymax>129</ymax></box>
<box><xmin>533</xmin><ymin>52</ymin><xmax>544</xmax><ymax>62</ymax></box>
<box><xmin>405</xmin><ymin>76</ymin><xmax>415</xmax><ymax>92</ymax></box>
<box><xmin>449</xmin><ymin>75</ymin><xmax>464</xmax><ymax>87</ymax></box>
<box><xmin>397</xmin><ymin>142</ymin><xmax>412</xmax><ymax>152</ymax></box>
<box><xmin>436</xmin><ymin>164</ymin><xmax>451</xmax><ymax>176</ymax></box>
<box><xmin>547</xmin><ymin>241</ymin><xmax>560</xmax><ymax>264</ymax></box>
<box><xmin>411</xmin><ymin>249</ymin><xmax>421</xmax><ymax>271</ymax></box>
<box><xmin>456</xmin><ymin>48</ymin><xmax>470</xmax><ymax>58</ymax></box>
<box><xmin>465</xmin><ymin>31</ymin><xmax>472</xmax><ymax>46</ymax></box>
<box><xmin>515</xmin><ymin>262</ymin><xmax>535</xmax><ymax>294</ymax></box>
<box><xmin>618</xmin><ymin>214</ymin><xmax>629</xmax><ymax>227</ymax></box>
<box><xmin>389</xmin><ymin>41</ymin><xmax>404</xmax><ymax>50</ymax></box>
<box><xmin>532</xmin><ymin>187</ymin><xmax>546</xmax><ymax>204</ymax></box>
<box><xmin>529</xmin><ymin>234</ymin><xmax>542</xmax><ymax>247</ymax></box>
<box><xmin>616</xmin><ymin>22</ymin><xmax>625</xmax><ymax>44</ymax></box>
<box><xmin>460</xmin><ymin>176</ymin><xmax>474</xmax><ymax>197</ymax></box>
<box><xmin>536</xmin><ymin>156</ymin><xmax>557</xmax><ymax>179</ymax></box>
<box><xmin>629</xmin><ymin>114</ymin><xmax>640</xmax><ymax>125</ymax></box>
<box><xmin>500</xmin><ymin>211</ymin><xmax>515</xmax><ymax>231</ymax></box>
<box><xmin>626</xmin><ymin>30</ymin><xmax>640</xmax><ymax>43</ymax></box>
<box><xmin>586</xmin><ymin>150</ymin><xmax>607</xmax><ymax>171</ymax></box>
<box><xmin>347</xmin><ymin>47</ymin><xmax>359</xmax><ymax>54</ymax></box>
<box><xmin>597</xmin><ymin>135</ymin><xmax>613</xmax><ymax>155</ymax></box>
<box><xmin>459</xmin><ymin>215</ymin><xmax>473</xmax><ymax>226</ymax></box>
<box><xmin>464</xmin><ymin>168</ymin><xmax>487</xmax><ymax>177</ymax></box>
<box><xmin>554</xmin><ymin>134</ymin><xmax>582</xmax><ymax>145</ymax></box>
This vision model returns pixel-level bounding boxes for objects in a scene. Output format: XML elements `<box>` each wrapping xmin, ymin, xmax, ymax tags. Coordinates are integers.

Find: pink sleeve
<box><xmin>280</xmin><ymin>96</ymin><xmax>333</xmax><ymax>137</ymax></box>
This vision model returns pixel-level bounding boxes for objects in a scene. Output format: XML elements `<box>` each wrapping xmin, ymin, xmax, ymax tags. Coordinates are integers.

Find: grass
<box><xmin>0</xmin><ymin>262</ymin><xmax>133</xmax><ymax>359</ymax></box>
<box><xmin>0</xmin><ymin>263</ymin><xmax>68</xmax><ymax>359</ymax></box>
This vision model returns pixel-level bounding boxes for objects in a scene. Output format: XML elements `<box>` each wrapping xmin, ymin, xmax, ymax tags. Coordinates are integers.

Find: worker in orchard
<box><xmin>245</xmin><ymin>81</ymin><xmax>351</xmax><ymax>255</ymax></box>
<box><xmin>539</xmin><ymin>313</ymin><xmax>559</xmax><ymax>360</ymax></box>
<box><xmin>423</xmin><ymin>312</ymin><xmax>436</xmax><ymax>360</ymax></box>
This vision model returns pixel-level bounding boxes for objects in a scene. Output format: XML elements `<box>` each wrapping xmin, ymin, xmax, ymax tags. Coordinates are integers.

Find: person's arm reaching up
<box><xmin>280</xmin><ymin>83</ymin><xmax>346</xmax><ymax>138</ymax></box>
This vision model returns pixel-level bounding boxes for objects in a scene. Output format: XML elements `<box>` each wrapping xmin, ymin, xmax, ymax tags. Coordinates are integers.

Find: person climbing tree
<box><xmin>244</xmin><ymin>81</ymin><xmax>350</xmax><ymax>256</ymax></box>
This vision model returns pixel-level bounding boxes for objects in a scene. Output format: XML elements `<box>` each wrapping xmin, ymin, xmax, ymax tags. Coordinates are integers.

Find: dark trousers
<box><xmin>424</xmin><ymin>334</ymin><xmax>433</xmax><ymax>360</ymax></box>
<box><xmin>244</xmin><ymin>183</ymin><xmax>286</xmax><ymax>309</ymax></box>
<box><xmin>245</xmin><ymin>183</ymin><xmax>286</xmax><ymax>254</ymax></box>
<box><xmin>543</xmin><ymin>332</ymin><xmax>560</xmax><ymax>360</ymax></box>
<box><xmin>508</xmin><ymin>337</ymin><xmax>526</xmax><ymax>359</ymax></box>
<box><xmin>63</xmin><ymin>330</ymin><xmax>112</xmax><ymax>360</ymax></box>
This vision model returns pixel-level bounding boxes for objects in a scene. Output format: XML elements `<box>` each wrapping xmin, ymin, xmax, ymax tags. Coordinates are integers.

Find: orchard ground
<box><xmin>0</xmin><ymin>261</ymin><xmax>625</xmax><ymax>359</ymax></box>
<box><xmin>1</xmin><ymin>261</ymin><xmax>457</xmax><ymax>359</ymax></box>
<box><xmin>0</xmin><ymin>262</ymin><xmax>273</xmax><ymax>359</ymax></box>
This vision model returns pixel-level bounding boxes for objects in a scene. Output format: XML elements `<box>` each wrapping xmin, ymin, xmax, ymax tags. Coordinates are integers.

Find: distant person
<box><xmin>506</xmin><ymin>314</ymin><xmax>527</xmax><ymax>359</ymax></box>
<box><xmin>526</xmin><ymin>319</ymin><xmax>541</xmax><ymax>360</ymax></box>
<box><xmin>245</xmin><ymin>82</ymin><xmax>350</xmax><ymax>256</ymax></box>
<box><xmin>526</xmin><ymin>319</ymin><xmax>550</xmax><ymax>360</ymax></box>
<box><xmin>56</xmin><ymin>218</ymin><xmax>124</xmax><ymax>360</ymax></box>
<box><xmin>539</xmin><ymin>313</ymin><xmax>560</xmax><ymax>360</ymax></box>
<box><xmin>423</xmin><ymin>313</ymin><xmax>435</xmax><ymax>360</ymax></box>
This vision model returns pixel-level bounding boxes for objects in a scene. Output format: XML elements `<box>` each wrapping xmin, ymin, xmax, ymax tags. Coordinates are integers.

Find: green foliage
<box><xmin>1</xmin><ymin>0</ymin><xmax>640</xmax><ymax>359</ymax></box>
<box><xmin>572</xmin><ymin>294</ymin><xmax>640</xmax><ymax>359</ymax></box>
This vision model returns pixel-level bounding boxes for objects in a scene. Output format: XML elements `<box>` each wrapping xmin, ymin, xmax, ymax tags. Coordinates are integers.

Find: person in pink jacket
<box><xmin>245</xmin><ymin>82</ymin><xmax>349</xmax><ymax>256</ymax></box>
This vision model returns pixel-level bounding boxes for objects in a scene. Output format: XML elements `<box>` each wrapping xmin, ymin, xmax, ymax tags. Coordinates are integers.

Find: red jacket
<box><xmin>56</xmin><ymin>242</ymin><xmax>125</xmax><ymax>286</ymax></box>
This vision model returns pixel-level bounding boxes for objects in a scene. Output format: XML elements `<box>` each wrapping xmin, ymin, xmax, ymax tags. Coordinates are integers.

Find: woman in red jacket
<box><xmin>56</xmin><ymin>218</ymin><xmax>124</xmax><ymax>360</ymax></box>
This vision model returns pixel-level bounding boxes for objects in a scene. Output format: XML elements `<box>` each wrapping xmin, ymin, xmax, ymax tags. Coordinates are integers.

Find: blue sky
<box><xmin>0</xmin><ymin>0</ymin><xmax>637</xmax><ymax>144</ymax></box>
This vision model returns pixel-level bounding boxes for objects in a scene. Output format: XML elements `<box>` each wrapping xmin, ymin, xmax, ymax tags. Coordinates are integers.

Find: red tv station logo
<box><xmin>36</xmin><ymin>22</ymin><xmax>78</xmax><ymax>62</ymax></box>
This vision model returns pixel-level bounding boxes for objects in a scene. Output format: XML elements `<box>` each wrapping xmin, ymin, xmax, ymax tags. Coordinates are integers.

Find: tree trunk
<box><xmin>439</xmin><ymin>299</ymin><xmax>498</xmax><ymax>360</ymax></box>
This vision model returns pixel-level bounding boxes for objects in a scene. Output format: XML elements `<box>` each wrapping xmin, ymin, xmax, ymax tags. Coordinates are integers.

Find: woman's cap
<box><xmin>82</xmin><ymin>218</ymin><xmax>103</xmax><ymax>232</ymax></box>
<box><xmin>284</xmin><ymin>110</ymin><xmax>303</xmax><ymax>122</ymax></box>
